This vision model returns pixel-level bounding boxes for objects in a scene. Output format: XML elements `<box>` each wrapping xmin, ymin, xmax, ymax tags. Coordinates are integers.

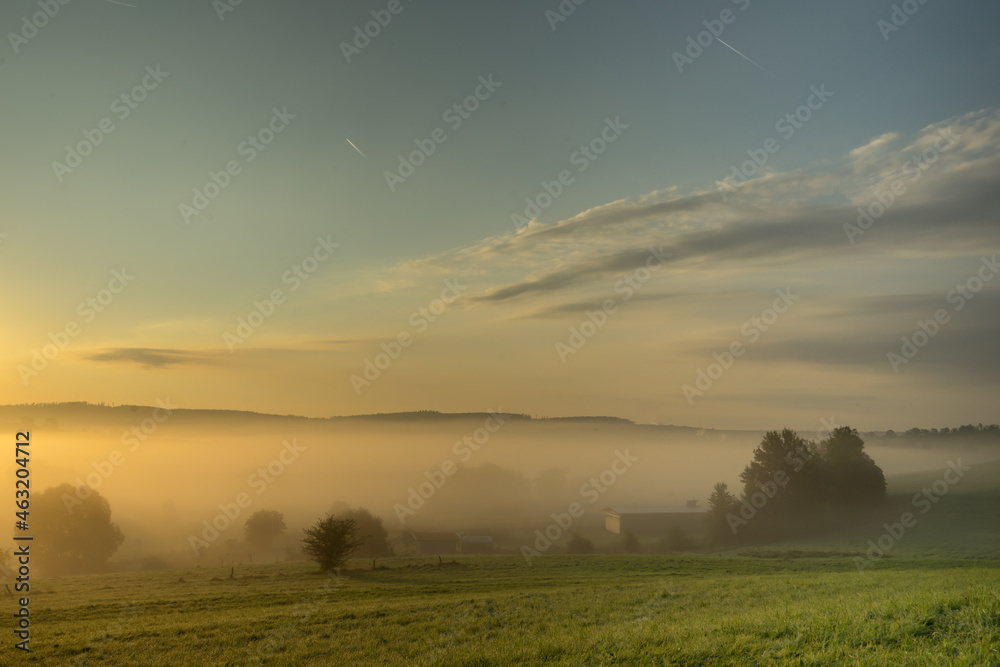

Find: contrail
<box><xmin>346</xmin><ymin>138</ymin><xmax>368</xmax><ymax>160</ymax></box>
<box><xmin>716</xmin><ymin>38</ymin><xmax>776</xmax><ymax>78</ymax></box>
<box><xmin>105</xmin><ymin>0</ymin><xmax>137</xmax><ymax>6</ymax></box>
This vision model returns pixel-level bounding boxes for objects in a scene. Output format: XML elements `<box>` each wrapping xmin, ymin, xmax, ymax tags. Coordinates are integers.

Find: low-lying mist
<box><xmin>3</xmin><ymin>404</ymin><xmax>998</xmax><ymax>572</ymax></box>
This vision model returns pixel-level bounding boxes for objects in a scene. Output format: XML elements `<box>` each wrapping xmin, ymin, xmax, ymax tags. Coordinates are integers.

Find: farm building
<box><xmin>458</xmin><ymin>535</ymin><xmax>494</xmax><ymax>554</ymax></box>
<box><xmin>604</xmin><ymin>501</ymin><xmax>707</xmax><ymax>536</ymax></box>
<box><xmin>410</xmin><ymin>531</ymin><xmax>459</xmax><ymax>555</ymax></box>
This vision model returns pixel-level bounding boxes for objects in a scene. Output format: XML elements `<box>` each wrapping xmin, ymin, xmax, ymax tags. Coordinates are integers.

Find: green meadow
<box><xmin>10</xmin><ymin>456</ymin><xmax>999</xmax><ymax>665</ymax></box>
<box><xmin>13</xmin><ymin>554</ymin><xmax>1000</xmax><ymax>666</ymax></box>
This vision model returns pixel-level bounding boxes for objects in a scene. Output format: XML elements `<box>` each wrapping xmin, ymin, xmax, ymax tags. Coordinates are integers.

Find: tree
<box><xmin>705</xmin><ymin>482</ymin><xmax>740</xmax><ymax>546</ymax></box>
<box><xmin>819</xmin><ymin>426</ymin><xmax>886</xmax><ymax>509</ymax></box>
<box><xmin>301</xmin><ymin>515</ymin><xmax>364</xmax><ymax>571</ymax></box>
<box><xmin>244</xmin><ymin>510</ymin><xmax>286</xmax><ymax>555</ymax></box>
<box><xmin>709</xmin><ymin>426</ymin><xmax>886</xmax><ymax>546</ymax></box>
<box><xmin>332</xmin><ymin>507</ymin><xmax>392</xmax><ymax>557</ymax></box>
<box><xmin>738</xmin><ymin>429</ymin><xmax>827</xmax><ymax>539</ymax></box>
<box><xmin>740</xmin><ymin>429</ymin><xmax>818</xmax><ymax>508</ymax></box>
<box><xmin>35</xmin><ymin>484</ymin><xmax>124</xmax><ymax>574</ymax></box>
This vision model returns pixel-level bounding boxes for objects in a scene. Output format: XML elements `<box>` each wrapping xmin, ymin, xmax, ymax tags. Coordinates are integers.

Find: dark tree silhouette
<box><xmin>819</xmin><ymin>426</ymin><xmax>886</xmax><ymax>509</ymax></box>
<box><xmin>244</xmin><ymin>510</ymin><xmax>286</xmax><ymax>554</ymax></box>
<box><xmin>331</xmin><ymin>507</ymin><xmax>392</xmax><ymax>557</ymax></box>
<box><xmin>705</xmin><ymin>482</ymin><xmax>740</xmax><ymax>545</ymax></box>
<box><xmin>35</xmin><ymin>484</ymin><xmax>124</xmax><ymax>574</ymax></box>
<box><xmin>740</xmin><ymin>429</ymin><xmax>817</xmax><ymax>503</ymax></box>
<box><xmin>301</xmin><ymin>515</ymin><xmax>364</xmax><ymax>571</ymax></box>
<box><xmin>740</xmin><ymin>428</ymin><xmax>824</xmax><ymax>537</ymax></box>
<box><xmin>709</xmin><ymin>426</ymin><xmax>886</xmax><ymax>545</ymax></box>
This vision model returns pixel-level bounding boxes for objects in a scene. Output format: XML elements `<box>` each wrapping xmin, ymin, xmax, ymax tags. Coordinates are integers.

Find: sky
<box><xmin>1</xmin><ymin>0</ymin><xmax>998</xmax><ymax>430</ymax></box>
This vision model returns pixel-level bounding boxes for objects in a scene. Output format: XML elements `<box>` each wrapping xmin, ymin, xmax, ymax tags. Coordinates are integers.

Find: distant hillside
<box><xmin>867</xmin><ymin>424</ymin><xmax>1000</xmax><ymax>447</ymax></box>
<box><xmin>0</xmin><ymin>402</ymin><xmax>996</xmax><ymax>448</ymax></box>
<box><xmin>0</xmin><ymin>401</ymin><xmax>731</xmax><ymax>435</ymax></box>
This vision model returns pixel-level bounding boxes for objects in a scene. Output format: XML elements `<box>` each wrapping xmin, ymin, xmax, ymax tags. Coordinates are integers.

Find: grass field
<box><xmin>12</xmin><ymin>554</ymin><xmax>1000</xmax><ymax>666</ymax></box>
<box><xmin>11</xmin><ymin>460</ymin><xmax>1000</xmax><ymax>665</ymax></box>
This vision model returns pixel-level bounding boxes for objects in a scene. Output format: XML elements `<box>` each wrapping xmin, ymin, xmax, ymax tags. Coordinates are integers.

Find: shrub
<box><xmin>301</xmin><ymin>515</ymin><xmax>364</xmax><ymax>572</ymax></box>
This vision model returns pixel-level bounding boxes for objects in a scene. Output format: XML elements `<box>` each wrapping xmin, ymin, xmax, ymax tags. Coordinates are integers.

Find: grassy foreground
<box><xmin>9</xmin><ymin>555</ymin><xmax>1000</xmax><ymax>666</ymax></box>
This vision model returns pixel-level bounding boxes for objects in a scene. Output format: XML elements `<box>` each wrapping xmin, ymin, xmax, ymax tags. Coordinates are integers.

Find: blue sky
<box><xmin>1</xmin><ymin>0</ymin><xmax>998</xmax><ymax>428</ymax></box>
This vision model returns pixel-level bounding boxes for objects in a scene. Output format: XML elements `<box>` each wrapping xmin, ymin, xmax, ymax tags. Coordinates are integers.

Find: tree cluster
<box><xmin>298</xmin><ymin>505</ymin><xmax>393</xmax><ymax>571</ymax></box>
<box><xmin>244</xmin><ymin>510</ymin><xmax>287</xmax><ymax>555</ymax></box>
<box><xmin>332</xmin><ymin>507</ymin><xmax>393</xmax><ymax>557</ymax></box>
<box><xmin>882</xmin><ymin>423</ymin><xmax>999</xmax><ymax>439</ymax></box>
<box><xmin>706</xmin><ymin>427</ymin><xmax>886</xmax><ymax>545</ymax></box>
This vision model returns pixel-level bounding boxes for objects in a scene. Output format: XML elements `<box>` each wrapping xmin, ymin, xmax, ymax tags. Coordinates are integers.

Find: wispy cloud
<box><xmin>373</xmin><ymin>109</ymin><xmax>1000</xmax><ymax>308</ymax></box>
<box><xmin>85</xmin><ymin>348</ymin><xmax>214</xmax><ymax>369</ymax></box>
